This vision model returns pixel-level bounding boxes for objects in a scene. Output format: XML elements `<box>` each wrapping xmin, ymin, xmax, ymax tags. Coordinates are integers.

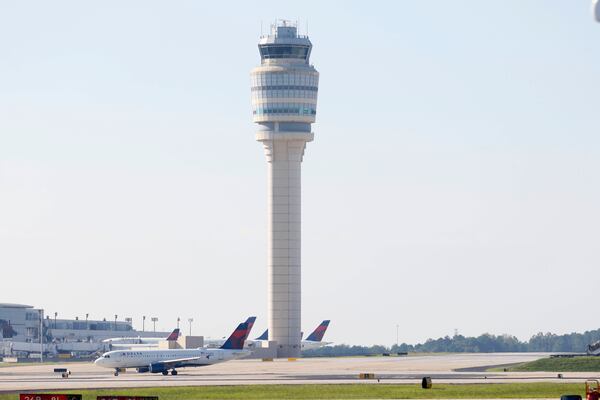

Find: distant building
<box><xmin>0</xmin><ymin>304</ymin><xmax>42</xmax><ymax>343</ymax></box>
<box><xmin>0</xmin><ymin>303</ymin><xmax>166</xmax><ymax>358</ymax></box>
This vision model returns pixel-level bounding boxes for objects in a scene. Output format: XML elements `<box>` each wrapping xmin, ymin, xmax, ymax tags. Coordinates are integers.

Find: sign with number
<box><xmin>20</xmin><ymin>395</ymin><xmax>82</xmax><ymax>400</ymax></box>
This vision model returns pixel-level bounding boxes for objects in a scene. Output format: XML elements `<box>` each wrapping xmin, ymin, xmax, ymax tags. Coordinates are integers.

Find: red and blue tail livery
<box><xmin>166</xmin><ymin>328</ymin><xmax>180</xmax><ymax>341</ymax></box>
<box><xmin>305</xmin><ymin>320</ymin><xmax>330</xmax><ymax>342</ymax></box>
<box><xmin>244</xmin><ymin>316</ymin><xmax>256</xmax><ymax>336</ymax></box>
<box><xmin>220</xmin><ymin>317</ymin><xmax>256</xmax><ymax>350</ymax></box>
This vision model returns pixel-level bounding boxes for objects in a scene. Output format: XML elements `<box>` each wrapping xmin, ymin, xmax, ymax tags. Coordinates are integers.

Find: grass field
<box><xmin>500</xmin><ymin>356</ymin><xmax>600</xmax><ymax>372</ymax></box>
<box><xmin>0</xmin><ymin>383</ymin><xmax>587</xmax><ymax>399</ymax></box>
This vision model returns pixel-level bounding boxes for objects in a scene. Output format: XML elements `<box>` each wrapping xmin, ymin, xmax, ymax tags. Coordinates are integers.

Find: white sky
<box><xmin>0</xmin><ymin>1</ymin><xmax>599</xmax><ymax>346</ymax></box>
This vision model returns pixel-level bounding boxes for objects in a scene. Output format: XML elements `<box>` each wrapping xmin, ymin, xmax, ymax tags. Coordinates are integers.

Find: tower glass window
<box><xmin>259</xmin><ymin>45</ymin><xmax>310</xmax><ymax>60</ymax></box>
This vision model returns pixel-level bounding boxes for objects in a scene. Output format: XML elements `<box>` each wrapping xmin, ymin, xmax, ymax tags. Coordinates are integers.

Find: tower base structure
<box><xmin>257</xmin><ymin>131</ymin><xmax>313</xmax><ymax>358</ymax></box>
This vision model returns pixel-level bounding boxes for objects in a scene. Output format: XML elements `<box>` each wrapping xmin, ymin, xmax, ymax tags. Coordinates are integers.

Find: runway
<box><xmin>0</xmin><ymin>353</ymin><xmax>597</xmax><ymax>392</ymax></box>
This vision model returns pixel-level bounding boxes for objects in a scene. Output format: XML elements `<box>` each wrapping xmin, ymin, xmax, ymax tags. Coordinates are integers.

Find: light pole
<box><xmin>177</xmin><ymin>317</ymin><xmax>180</xmax><ymax>329</ymax></box>
<box><xmin>39</xmin><ymin>309</ymin><xmax>44</xmax><ymax>363</ymax></box>
<box><xmin>85</xmin><ymin>313</ymin><xmax>89</xmax><ymax>330</ymax></box>
<box><xmin>114</xmin><ymin>314</ymin><xmax>118</xmax><ymax>330</ymax></box>
<box><xmin>188</xmin><ymin>318</ymin><xmax>193</xmax><ymax>336</ymax></box>
<box><xmin>151</xmin><ymin>317</ymin><xmax>158</xmax><ymax>332</ymax></box>
<box><xmin>142</xmin><ymin>315</ymin><xmax>146</xmax><ymax>332</ymax></box>
<box><xmin>125</xmin><ymin>317</ymin><xmax>132</xmax><ymax>333</ymax></box>
<box><xmin>54</xmin><ymin>312</ymin><xmax>58</xmax><ymax>329</ymax></box>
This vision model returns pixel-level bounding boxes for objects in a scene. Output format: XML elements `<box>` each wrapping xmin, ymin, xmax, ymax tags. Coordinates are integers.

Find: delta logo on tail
<box><xmin>221</xmin><ymin>316</ymin><xmax>256</xmax><ymax>350</ymax></box>
<box><xmin>166</xmin><ymin>328</ymin><xmax>180</xmax><ymax>341</ymax></box>
<box><xmin>244</xmin><ymin>316</ymin><xmax>256</xmax><ymax>336</ymax></box>
<box><xmin>305</xmin><ymin>320</ymin><xmax>330</xmax><ymax>342</ymax></box>
<box><xmin>301</xmin><ymin>320</ymin><xmax>332</xmax><ymax>350</ymax></box>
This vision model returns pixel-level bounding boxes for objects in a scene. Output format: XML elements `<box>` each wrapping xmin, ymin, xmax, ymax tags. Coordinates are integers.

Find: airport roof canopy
<box><xmin>0</xmin><ymin>303</ymin><xmax>34</xmax><ymax>309</ymax></box>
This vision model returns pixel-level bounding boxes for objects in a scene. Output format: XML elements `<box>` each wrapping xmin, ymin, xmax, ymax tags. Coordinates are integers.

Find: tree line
<box><xmin>302</xmin><ymin>328</ymin><xmax>600</xmax><ymax>357</ymax></box>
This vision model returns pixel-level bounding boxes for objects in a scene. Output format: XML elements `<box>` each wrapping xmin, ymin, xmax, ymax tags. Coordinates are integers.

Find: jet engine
<box><xmin>148</xmin><ymin>363</ymin><xmax>168</xmax><ymax>373</ymax></box>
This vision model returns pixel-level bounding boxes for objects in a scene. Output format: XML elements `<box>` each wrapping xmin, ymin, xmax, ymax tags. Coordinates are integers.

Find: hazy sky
<box><xmin>1</xmin><ymin>1</ymin><xmax>598</xmax><ymax>346</ymax></box>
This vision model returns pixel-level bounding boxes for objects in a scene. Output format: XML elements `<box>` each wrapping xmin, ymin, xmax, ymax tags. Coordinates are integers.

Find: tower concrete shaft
<box><xmin>251</xmin><ymin>20</ymin><xmax>319</xmax><ymax>358</ymax></box>
<box><xmin>257</xmin><ymin>132</ymin><xmax>312</xmax><ymax>358</ymax></box>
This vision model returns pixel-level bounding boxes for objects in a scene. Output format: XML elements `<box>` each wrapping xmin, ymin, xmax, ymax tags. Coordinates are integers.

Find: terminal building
<box><xmin>0</xmin><ymin>303</ymin><xmax>166</xmax><ymax>358</ymax></box>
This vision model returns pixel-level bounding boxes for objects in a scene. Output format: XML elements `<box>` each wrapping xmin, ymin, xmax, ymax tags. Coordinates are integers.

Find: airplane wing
<box><xmin>153</xmin><ymin>355</ymin><xmax>210</xmax><ymax>369</ymax></box>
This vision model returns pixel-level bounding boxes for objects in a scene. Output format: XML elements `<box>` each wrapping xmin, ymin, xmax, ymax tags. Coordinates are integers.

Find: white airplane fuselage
<box><xmin>203</xmin><ymin>338</ymin><xmax>259</xmax><ymax>349</ymax></box>
<box><xmin>204</xmin><ymin>338</ymin><xmax>330</xmax><ymax>351</ymax></box>
<box><xmin>301</xmin><ymin>340</ymin><xmax>332</xmax><ymax>351</ymax></box>
<box><xmin>94</xmin><ymin>348</ymin><xmax>249</xmax><ymax>372</ymax></box>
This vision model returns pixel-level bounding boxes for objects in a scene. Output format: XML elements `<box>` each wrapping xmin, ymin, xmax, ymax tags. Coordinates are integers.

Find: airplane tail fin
<box><xmin>245</xmin><ymin>316</ymin><xmax>256</xmax><ymax>336</ymax></box>
<box><xmin>256</xmin><ymin>329</ymin><xmax>268</xmax><ymax>341</ymax></box>
<box><xmin>220</xmin><ymin>317</ymin><xmax>256</xmax><ymax>350</ymax></box>
<box><xmin>305</xmin><ymin>320</ymin><xmax>330</xmax><ymax>342</ymax></box>
<box><xmin>166</xmin><ymin>328</ymin><xmax>180</xmax><ymax>341</ymax></box>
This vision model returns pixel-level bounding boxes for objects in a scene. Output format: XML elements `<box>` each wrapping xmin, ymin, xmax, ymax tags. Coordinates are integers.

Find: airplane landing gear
<box><xmin>171</xmin><ymin>370</ymin><xmax>178</xmax><ymax>376</ymax></box>
<box><xmin>161</xmin><ymin>370</ymin><xmax>168</xmax><ymax>376</ymax></box>
<box><xmin>114</xmin><ymin>370</ymin><xmax>119</xmax><ymax>377</ymax></box>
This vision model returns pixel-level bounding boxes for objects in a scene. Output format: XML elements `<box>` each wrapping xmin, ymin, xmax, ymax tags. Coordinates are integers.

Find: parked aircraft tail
<box><xmin>166</xmin><ymin>328</ymin><xmax>180</xmax><ymax>341</ymax></box>
<box><xmin>305</xmin><ymin>320</ymin><xmax>330</xmax><ymax>342</ymax></box>
<box><xmin>221</xmin><ymin>317</ymin><xmax>256</xmax><ymax>350</ymax></box>
<box><xmin>256</xmin><ymin>329</ymin><xmax>268</xmax><ymax>341</ymax></box>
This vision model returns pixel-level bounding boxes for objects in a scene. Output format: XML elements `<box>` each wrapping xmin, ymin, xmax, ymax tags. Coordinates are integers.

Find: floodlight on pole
<box><xmin>39</xmin><ymin>309</ymin><xmax>44</xmax><ymax>363</ymax></box>
<box><xmin>151</xmin><ymin>317</ymin><xmax>158</xmax><ymax>332</ymax></box>
<box><xmin>188</xmin><ymin>318</ymin><xmax>194</xmax><ymax>336</ymax></box>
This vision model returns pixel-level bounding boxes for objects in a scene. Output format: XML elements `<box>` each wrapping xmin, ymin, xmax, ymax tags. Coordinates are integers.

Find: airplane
<box><xmin>102</xmin><ymin>328</ymin><xmax>180</xmax><ymax>349</ymax></box>
<box><xmin>249</xmin><ymin>320</ymin><xmax>332</xmax><ymax>350</ymax></box>
<box><xmin>94</xmin><ymin>317</ymin><xmax>255</xmax><ymax>376</ymax></box>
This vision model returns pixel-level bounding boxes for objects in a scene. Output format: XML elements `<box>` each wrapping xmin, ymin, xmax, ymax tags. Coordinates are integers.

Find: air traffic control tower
<box><xmin>251</xmin><ymin>20</ymin><xmax>319</xmax><ymax>358</ymax></box>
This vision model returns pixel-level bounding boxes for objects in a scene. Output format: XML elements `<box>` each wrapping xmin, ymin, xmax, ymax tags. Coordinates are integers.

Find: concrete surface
<box><xmin>0</xmin><ymin>353</ymin><xmax>595</xmax><ymax>392</ymax></box>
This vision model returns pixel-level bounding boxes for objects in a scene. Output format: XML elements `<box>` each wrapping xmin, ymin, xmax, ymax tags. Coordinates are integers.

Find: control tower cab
<box><xmin>251</xmin><ymin>20</ymin><xmax>319</xmax><ymax>132</ymax></box>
